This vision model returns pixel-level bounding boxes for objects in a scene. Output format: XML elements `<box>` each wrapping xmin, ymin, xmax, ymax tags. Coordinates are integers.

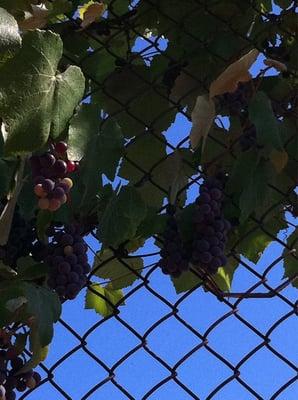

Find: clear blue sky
<box><xmin>24</xmin><ymin>4</ymin><xmax>298</xmax><ymax>399</ymax></box>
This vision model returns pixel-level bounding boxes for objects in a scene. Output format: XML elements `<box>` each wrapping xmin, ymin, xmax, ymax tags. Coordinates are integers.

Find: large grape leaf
<box><xmin>0</xmin><ymin>30</ymin><xmax>85</xmax><ymax>155</ymax></box>
<box><xmin>85</xmin><ymin>283</ymin><xmax>124</xmax><ymax>317</ymax></box>
<box><xmin>248</xmin><ymin>91</ymin><xmax>283</xmax><ymax>151</ymax></box>
<box><xmin>0</xmin><ymin>7</ymin><xmax>21</xmax><ymax>55</ymax></box>
<box><xmin>68</xmin><ymin>103</ymin><xmax>100</xmax><ymax>162</ymax></box>
<box><xmin>92</xmin><ymin>249</ymin><xmax>143</xmax><ymax>290</ymax></box>
<box><xmin>171</xmin><ymin>269</ymin><xmax>202</xmax><ymax>294</ymax></box>
<box><xmin>23</xmin><ymin>283</ymin><xmax>61</xmax><ymax>346</ymax></box>
<box><xmin>283</xmin><ymin>228</ymin><xmax>298</xmax><ymax>288</ymax></box>
<box><xmin>98</xmin><ymin>186</ymin><xmax>147</xmax><ymax>248</ymax></box>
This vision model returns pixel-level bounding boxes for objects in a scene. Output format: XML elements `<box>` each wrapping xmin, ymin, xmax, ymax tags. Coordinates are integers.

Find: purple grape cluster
<box><xmin>159</xmin><ymin>205</ymin><xmax>189</xmax><ymax>278</ymax></box>
<box><xmin>191</xmin><ymin>174</ymin><xmax>231</xmax><ymax>275</ymax></box>
<box><xmin>0</xmin><ymin>202</ymin><xmax>35</xmax><ymax>269</ymax></box>
<box><xmin>46</xmin><ymin>224</ymin><xmax>91</xmax><ymax>300</ymax></box>
<box><xmin>29</xmin><ymin>142</ymin><xmax>77</xmax><ymax>212</ymax></box>
<box><xmin>0</xmin><ymin>329</ymin><xmax>41</xmax><ymax>400</ymax></box>
<box><xmin>239</xmin><ymin>123</ymin><xmax>257</xmax><ymax>151</ymax></box>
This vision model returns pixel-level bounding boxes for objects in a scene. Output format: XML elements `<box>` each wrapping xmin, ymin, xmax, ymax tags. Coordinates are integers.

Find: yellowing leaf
<box><xmin>189</xmin><ymin>95</ymin><xmax>215</xmax><ymax>150</ymax></box>
<box><xmin>18</xmin><ymin>4</ymin><xmax>49</xmax><ymax>30</ymax></box>
<box><xmin>264</xmin><ymin>58</ymin><xmax>287</xmax><ymax>72</ymax></box>
<box><xmin>270</xmin><ymin>149</ymin><xmax>289</xmax><ymax>173</ymax></box>
<box><xmin>79</xmin><ymin>1</ymin><xmax>106</xmax><ymax>29</ymax></box>
<box><xmin>209</xmin><ymin>49</ymin><xmax>259</xmax><ymax>98</ymax></box>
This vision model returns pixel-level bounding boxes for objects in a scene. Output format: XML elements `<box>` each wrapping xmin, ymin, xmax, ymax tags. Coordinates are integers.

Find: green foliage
<box><xmin>0</xmin><ymin>0</ymin><xmax>297</xmax><ymax>370</ymax></box>
<box><xmin>98</xmin><ymin>186</ymin><xmax>147</xmax><ymax>248</ymax></box>
<box><xmin>283</xmin><ymin>228</ymin><xmax>298</xmax><ymax>288</ymax></box>
<box><xmin>92</xmin><ymin>249</ymin><xmax>143</xmax><ymax>289</ymax></box>
<box><xmin>0</xmin><ymin>7</ymin><xmax>21</xmax><ymax>56</ymax></box>
<box><xmin>0</xmin><ymin>30</ymin><xmax>85</xmax><ymax>155</ymax></box>
<box><xmin>85</xmin><ymin>283</ymin><xmax>125</xmax><ymax>317</ymax></box>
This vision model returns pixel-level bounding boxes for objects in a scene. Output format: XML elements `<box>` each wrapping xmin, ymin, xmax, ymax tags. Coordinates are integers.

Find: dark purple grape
<box><xmin>60</xmin><ymin>234</ymin><xmax>74</xmax><ymax>247</ymax></box>
<box><xmin>52</xmin><ymin>186</ymin><xmax>65</xmax><ymax>200</ymax></box>
<box><xmin>200</xmin><ymin>204</ymin><xmax>212</xmax><ymax>215</ymax></box>
<box><xmin>53</xmin><ymin>160</ymin><xmax>67</xmax><ymax>176</ymax></box>
<box><xmin>6</xmin><ymin>390</ymin><xmax>16</xmax><ymax>400</ymax></box>
<box><xmin>65</xmin><ymin>254</ymin><xmax>78</xmax><ymax>265</ymax></box>
<box><xmin>195</xmin><ymin>240</ymin><xmax>210</xmax><ymax>252</ymax></box>
<box><xmin>66</xmin><ymin>283</ymin><xmax>80</xmax><ymax>299</ymax></box>
<box><xmin>56</xmin><ymin>274</ymin><xmax>68</xmax><ymax>286</ymax></box>
<box><xmin>211</xmin><ymin>246</ymin><xmax>222</xmax><ymax>257</ymax></box>
<box><xmin>58</xmin><ymin>262</ymin><xmax>71</xmax><ymax>274</ymax></box>
<box><xmin>73</xmin><ymin>264</ymin><xmax>83</xmax><ymax>274</ymax></box>
<box><xmin>68</xmin><ymin>271</ymin><xmax>79</xmax><ymax>283</ymax></box>
<box><xmin>16</xmin><ymin>380</ymin><xmax>27</xmax><ymax>392</ymax></box>
<box><xmin>10</xmin><ymin>357</ymin><xmax>23</xmax><ymax>371</ymax></box>
<box><xmin>78</xmin><ymin>254</ymin><xmax>88</xmax><ymax>264</ymax></box>
<box><xmin>56</xmin><ymin>286</ymin><xmax>66</xmax><ymax>297</ymax></box>
<box><xmin>40</xmin><ymin>153</ymin><xmax>56</xmax><ymax>168</ymax></box>
<box><xmin>42</xmin><ymin>179</ymin><xmax>55</xmax><ymax>193</ymax></box>
<box><xmin>72</xmin><ymin>243</ymin><xmax>85</xmax><ymax>255</ymax></box>
<box><xmin>32</xmin><ymin>372</ymin><xmax>41</xmax><ymax>385</ymax></box>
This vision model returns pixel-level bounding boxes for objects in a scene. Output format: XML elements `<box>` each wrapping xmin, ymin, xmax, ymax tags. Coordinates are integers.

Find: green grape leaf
<box><xmin>137</xmin><ymin>209</ymin><xmax>167</xmax><ymax>239</ymax></box>
<box><xmin>98</xmin><ymin>186</ymin><xmax>147</xmax><ymax>248</ymax></box>
<box><xmin>0</xmin><ymin>158</ymin><xmax>15</xmax><ymax>199</ymax></box>
<box><xmin>36</xmin><ymin>210</ymin><xmax>52</xmax><ymax>242</ymax></box>
<box><xmin>212</xmin><ymin>257</ymin><xmax>239</xmax><ymax>292</ymax></box>
<box><xmin>18</xmin><ymin>326</ymin><xmax>48</xmax><ymax>374</ymax></box>
<box><xmin>230</xmin><ymin>213</ymin><xmax>287</xmax><ymax>263</ymax></box>
<box><xmin>0</xmin><ymin>30</ymin><xmax>85</xmax><ymax>155</ymax></box>
<box><xmin>0</xmin><ymin>281</ymin><xmax>24</xmax><ymax>327</ymax></box>
<box><xmin>17</xmin><ymin>257</ymin><xmax>49</xmax><ymax>281</ymax></box>
<box><xmin>283</xmin><ymin>228</ymin><xmax>298</xmax><ymax>288</ymax></box>
<box><xmin>96</xmin><ymin>119</ymin><xmax>124</xmax><ymax>181</ymax></box>
<box><xmin>0</xmin><ymin>7</ymin><xmax>21</xmax><ymax>55</ymax></box>
<box><xmin>23</xmin><ymin>283</ymin><xmax>61</xmax><ymax>346</ymax></box>
<box><xmin>68</xmin><ymin>103</ymin><xmax>100</xmax><ymax>161</ymax></box>
<box><xmin>92</xmin><ymin>249</ymin><xmax>143</xmax><ymax>290</ymax></box>
<box><xmin>85</xmin><ymin>283</ymin><xmax>125</xmax><ymax>317</ymax></box>
<box><xmin>171</xmin><ymin>268</ymin><xmax>202</xmax><ymax>294</ymax></box>
<box><xmin>248</xmin><ymin>91</ymin><xmax>283</xmax><ymax>151</ymax></box>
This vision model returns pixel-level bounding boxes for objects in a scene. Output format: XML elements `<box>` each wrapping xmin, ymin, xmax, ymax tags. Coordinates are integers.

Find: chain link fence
<box><xmin>21</xmin><ymin>0</ymin><xmax>297</xmax><ymax>398</ymax></box>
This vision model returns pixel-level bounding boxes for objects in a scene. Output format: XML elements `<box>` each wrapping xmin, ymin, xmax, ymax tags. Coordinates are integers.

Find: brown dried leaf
<box><xmin>264</xmin><ymin>58</ymin><xmax>287</xmax><ymax>72</ymax></box>
<box><xmin>18</xmin><ymin>4</ymin><xmax>49</xmax><ymax>31</ymax></box>
<box><xmin>270</xmin><ymin>149</ymin><xmax>289</xmax><ymax>173</ymax></box>
<box><xmin>209</xmin><ymin>49</ymin><xmax>259</xmax><ymax>98</ymax></box>
<box><xmin>80</xmin><ymin>2</ymin><xmax>106</xmax><ymax>29</ymax></box>
<box><xmin>189</xmin><ymin>95</ymin><xmax>215</xmax><ymax>150</ymax></box>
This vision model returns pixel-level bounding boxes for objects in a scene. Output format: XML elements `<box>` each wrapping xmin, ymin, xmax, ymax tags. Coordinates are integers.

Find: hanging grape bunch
<box><xmin>191</xmin><ymin>172</ymin><xmax>231</xmax><ymax>275</ymax></box>
<box><xmin>0</xmin><ymin>202</ymin><xmax>35</xmax><ymax>269</ymax></box>
<box><xmin>159</xmin><ymin>205</ymin><xmax>189</xmax><ymax>278</ymax></box>
<box><xmin>219</xmin><ymin>81</ymin><xmax>252</xmax><ymax>116</ymax></box>
<box><xmin>46</xmin><ymin>224</ymin><xmax>91</xmax><ymax>300</ymax></box>
<box><xmin>29</xmin><ymin>142</ymin><xmax>78</xmax><ymax>212</ymax></box>
<box><xmin>0</xmin><ymin>329</ymin><xmax>41</xmax><ymax>400</ymax></box>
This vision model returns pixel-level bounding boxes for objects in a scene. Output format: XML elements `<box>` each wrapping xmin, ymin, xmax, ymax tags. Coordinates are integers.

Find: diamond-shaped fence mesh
<box><xmin>18</xmin><ymin>0</ymin><xmax>298</xmax><ymax>399</ymax></box>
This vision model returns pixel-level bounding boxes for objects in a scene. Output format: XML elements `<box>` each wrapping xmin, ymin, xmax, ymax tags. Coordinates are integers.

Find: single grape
<box><xmin>48</xmin><ymin>199</ymin><xmax>61</xmax><ymax>212</ymax></box>
<box><xmin>68</xmin><ymin>271</ymin><xmax>80</xmax><ymax>283</ymax></box>
<box><xmin>64</xmin><ymin>245</ymin><xmax>73</xmax><ymax>256</ymax></box>
<box><xmin>72</xmin><ymin>242</ymin><xmax>85</xmax><ymax>255</ymax></box>
<box><xmin>60</xmin><ymin>234</ymin><xmax>74</xmax><ymax>247</ymax></box>
<box><xmin>55</xmin><ymin>141</ymin><xmax>68</xmax><ymax>153</ymax></box>
<box><xmin>58</xmin><ymin>262</ymin><xmax>71</xmax><ymax>274</ymax></box>
<box><xmin>53</xmin><ymin>160</ymin><xmax>67</xmax><ymax>176</ymax></box>
<box><xmin>25</xmin><ymin>377</ymin><xmax>37</xmax><ymax>389</ymax></box>
<box><xmin>40</xmin><ymin>153</ymin><xmax>56</xmax><ymax>168</ymax></box>
<box><xmin>67</xmin><ymin>161</ymin><xmax>76</xmax><ymax>173</ymax></box>
<box><xmin>42</xmin><ymin>179</ymin><xmax>55</xmax><ymax>193</ymax></box>
<box><xmin>34</xmin><ymin>184</ymin><xmax>46</xmax><ymax>198</ymax></box>
<box><xmin>56</xmin><ymin>274</ymin><xmax>68</xmax><ymax>286</ymax></box>
<box><xmin>52</xmin><ymin>187</ymin><xmax>65</xmax><ymax>200</ymax></box>
<box><xmin>61</xmin><ymin>178</ymin><xmax>73</xmax><ymax>190</ymax></box>
<box><xmin>38</xmin><ymin>198</ymin><xmax>50</xmax><ymax>210</ymax></box>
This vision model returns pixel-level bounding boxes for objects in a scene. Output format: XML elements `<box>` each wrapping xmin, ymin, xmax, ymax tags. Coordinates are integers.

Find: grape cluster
<box><xmin>219</xmin><ymin>82</ymin><xmax>252</xmax><ymax>116</ymax></box>
<box><xmin>0</xmin><ymin>329</ymin><xmax>41</xmax><ymax>400</ymax></box>
<box><xmin>239</xmin><ymin>123</ymin><xmax>257</xmax><ymax>151</ymax></box>
<box><xmin>46</xmin><ymin>224</ymin><xmax>91</xmax><ymax>300</ymax></box>
<box><xmin>159</xmin><ymin>205</ymin><xmax>189</xmax><ymax>278</ymax></box>
<box><xmin>30</xmin><ymin>142</ymin><xmax>78</xmax><ymax>212</ymax></box>
<box><xmin>191</xmin><ymin>173</ymin><xmax>231</xmax><ymax>275</ymax></box>
<box><xmin>0</xmin><ymin>202</ymin><xmax>35</xmax><ymax>269</ymax></box>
